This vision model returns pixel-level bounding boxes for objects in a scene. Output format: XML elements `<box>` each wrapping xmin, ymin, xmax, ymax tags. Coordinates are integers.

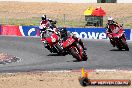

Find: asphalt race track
<box><xmin>0</xmin><ymin>36</ymin><xmax>132</xmax><ymax>73</ymax></box>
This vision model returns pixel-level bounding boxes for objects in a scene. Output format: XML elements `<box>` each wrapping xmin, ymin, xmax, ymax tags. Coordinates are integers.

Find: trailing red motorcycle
<box><xmin>62</xmin><ymin>35</ymin><xmax>88</xmax><ymax>61</ymax></box>
<box><xmin>108</xmin><ymin>27</ymin><xmax>129</xmax><ymax>51</ymax></box>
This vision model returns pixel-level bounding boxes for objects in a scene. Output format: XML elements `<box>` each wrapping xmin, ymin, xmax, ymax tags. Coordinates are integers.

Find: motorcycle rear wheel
<box><xmin>121</xmin><ymin>39</ymin><xmax>129</xmax><ymax>51</ymax></box>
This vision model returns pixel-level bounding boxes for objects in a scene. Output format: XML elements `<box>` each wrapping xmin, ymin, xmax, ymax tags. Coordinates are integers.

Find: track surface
<box><xmin>0</xmin><ymin>36</ymin><xmax>132</xmax><ymax>73</ymax></box>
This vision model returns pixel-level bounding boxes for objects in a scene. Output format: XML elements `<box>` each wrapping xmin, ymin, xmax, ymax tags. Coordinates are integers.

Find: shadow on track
<box><xmin>66</xmin><ymin>60</ymin><xmax>86</xmax><ymax>62</ymax></box>
<box><xmin>110</xmin><ymin>49</ymin><xmax>127</xmax><ymax>51</ymax></box>
<box><xmin>47</xmin><ymin>53</ymin><xmax>66</xmax><ymax>56</ymax></box>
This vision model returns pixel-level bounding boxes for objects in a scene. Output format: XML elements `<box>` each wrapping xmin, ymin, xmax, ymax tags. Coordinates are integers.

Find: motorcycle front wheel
<box><xmin>82</xmin><ymin>51</ymin><xmax>88</xmax><ymax>61</ymax></box>
<box><xmin>70</xmin><ymin>47</ymin><xmax>82</xmax><ymax>61</ymax></box>
<box><xmin>54</xmin><ymin>44</ymin><xmax>66</xmax><ymax>55</ymax></box>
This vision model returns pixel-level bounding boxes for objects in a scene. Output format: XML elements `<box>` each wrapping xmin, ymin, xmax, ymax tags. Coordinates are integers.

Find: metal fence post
<box><xmin>63</xmin><ymin>14</ymin><xmax>66</xmax><ymax>25</ymax></box>
<box><xmin>6</xmin><ymin>11</ymin><xmax>9</xmax><ymax>25</ymax></box>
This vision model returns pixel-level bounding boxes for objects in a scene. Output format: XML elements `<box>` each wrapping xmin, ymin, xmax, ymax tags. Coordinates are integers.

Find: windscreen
<box><xmin>113</xmin><ymin>27</ymin><xmax>119</xmax><ymax>33</ymax></box>
<box><xmin>43</xmin><ymin>30</ymin><xmax>53</xmax><ymax>38</ymax></box>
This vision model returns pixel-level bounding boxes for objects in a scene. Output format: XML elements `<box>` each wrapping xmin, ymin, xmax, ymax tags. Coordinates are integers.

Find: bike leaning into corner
<box><xmin>59</xmin><ymin>27</ymin><xmax>88</xmax><ymax>61</ymax></box>
<box><xmin>40</xmin><ymin>24</ymin><xmax>63</xmax><ymax>54</ymax></box>
<box><xmin>105</xmin><ymin>17</ymin><xmax>129</xmax><ymax>51</ymax></box>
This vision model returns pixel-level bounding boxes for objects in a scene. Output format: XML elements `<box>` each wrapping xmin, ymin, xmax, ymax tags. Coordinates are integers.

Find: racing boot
<box><xmin>110</xmin><ymin>38</ymin><xmax>115</xmax><ymax>47</ymax></box>
<box><xmin>78</xmin><ymin>39</ymin><xmax>87</xmax><ymax>50</ymax></box>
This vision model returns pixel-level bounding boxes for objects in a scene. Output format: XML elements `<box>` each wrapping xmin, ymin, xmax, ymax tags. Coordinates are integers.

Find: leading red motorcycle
<box><xmin>107</xmin><ymin>26</ymin><xmax>129</xmax><ymax>51</ymax></box>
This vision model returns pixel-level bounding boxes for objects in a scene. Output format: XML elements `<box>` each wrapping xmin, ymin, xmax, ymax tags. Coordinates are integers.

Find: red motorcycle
<box><xmin>109</xmin><ymin>27</ymin><xmax>129</xmax><ymax>51</ymax></box>
<box><xmin>40</xmin><ymin>25</ymin><xmax>63</xmax><ymax>54</ymax></box>
<box><xmin>62</xmin><ymin>35</ymin><xmax>88</xmax><ymax>61</ymax></box>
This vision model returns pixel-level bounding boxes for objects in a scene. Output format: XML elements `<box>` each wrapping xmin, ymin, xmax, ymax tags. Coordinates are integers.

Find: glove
<box><xmin>108</xmin><ymin>34</ymin><xmax>112</xmax><ymax>38</ymax></box>
<box><xmin>39</xmin><ymin>25</ymin><xmax>43</xmax><ymax>29</ymax></box>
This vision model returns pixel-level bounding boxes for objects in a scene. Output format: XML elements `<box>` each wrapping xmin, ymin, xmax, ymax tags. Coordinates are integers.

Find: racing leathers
<box><xmin>39</xmin><ymin>19</ymin><xmax>59</xmax><ymax>38</ymax></box>
<box><xmin>105</xmin><ymin>21</ymin><xmax>122</xmax><ymax>47</ymax></box>
<box><xmin>59</xmin><ymin>27</ymin><xmax>87</xmax><ymax>50</ymax></box>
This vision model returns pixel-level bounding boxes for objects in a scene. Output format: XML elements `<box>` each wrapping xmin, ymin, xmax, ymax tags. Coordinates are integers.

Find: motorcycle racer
<box><xmin>39</xmin><ymin>15</ymin><xmax>59</xmax><ymax>38</ymax></box>
<box><xmin>59</xmin><ymin>27</ymin><xmax>87</xmax><ymax>50</ymax></box>
<box><xmin>105</xmin><ymin>17</ymin><xmax>124</xmax><ymax>47</ymax></box>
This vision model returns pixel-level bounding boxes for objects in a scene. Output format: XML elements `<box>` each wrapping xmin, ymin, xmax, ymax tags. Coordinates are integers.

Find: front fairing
<box><xmin>62</xmin><ymin>36</ymin><xmax>75</xmax><ymax>48</ymax></box>
<box><xmin>43</xmin><ymin>31</ymin><xmax>59</xmax><ymax>46</ymax></box>
<box><xmin>112</xmin><ymin>29</ymin><xmax>124</xmax><ymax>38</ymax></box>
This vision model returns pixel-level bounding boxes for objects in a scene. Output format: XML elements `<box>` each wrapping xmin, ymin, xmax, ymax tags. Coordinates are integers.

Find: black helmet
<box><xmin>41</xmin><ymin>15</ymin><xmax>46</xmax><ymax>21</ymax></box>
<box><xmin>59</xmin><ymin>27</ymin><xmax>67</xmax><ymax>37</ymax></box>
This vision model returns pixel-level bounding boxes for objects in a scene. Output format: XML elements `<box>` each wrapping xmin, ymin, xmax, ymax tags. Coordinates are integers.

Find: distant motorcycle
<box><xmin>109</xmin><ymin>27</ymin><xmax>129</xmax><ymax>51</ymax></box>
<box><xmin>62</xmin><ymin>34</ymin><xmax>88</xmax><ymax>61</ymax></box>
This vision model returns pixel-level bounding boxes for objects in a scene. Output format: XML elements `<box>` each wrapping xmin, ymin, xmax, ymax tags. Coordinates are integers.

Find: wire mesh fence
<box><xmin>0</xmin><ymin>11</ymin><xmax>132</xmax><ymax>28</ymax></box>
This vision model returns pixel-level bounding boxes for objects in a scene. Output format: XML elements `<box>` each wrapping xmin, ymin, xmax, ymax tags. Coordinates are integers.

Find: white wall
<box><xmin>117</xmin><ymin>0</ymin><xmax>132</xmax><ymax>3</ymax></box>
<box><xmin>0</xmin><ymin>0</ymin><xmax>132</xmax><ymax>3</ymax></box>
<box><xmin>61</xmin><ymin>0</ymin><xmax>97</xmax><ymax>3</ymax></box>
<box><xmin>0</xmin><ymin>0</ymin><xmax>97</xmax><ymax>3</ymax></box>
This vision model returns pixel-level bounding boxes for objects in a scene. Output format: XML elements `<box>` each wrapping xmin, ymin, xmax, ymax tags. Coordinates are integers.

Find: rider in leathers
<box><xmin>105</xmin><ymin>17</ymin><xmax>123</xmax><ymax>47</ymax></box>
<box><xmin>59</xmin><ymin>27</ymin><xmax>87</xmax><ymax>50</ymax></box>
<box><xmin>39</xmin><ymin>15</ymin><xmax>58</xmax><ymax>38</ymax></box>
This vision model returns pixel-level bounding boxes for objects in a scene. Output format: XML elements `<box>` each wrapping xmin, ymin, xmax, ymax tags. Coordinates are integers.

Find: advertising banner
<box><xmin>19</xmin><ymin>26</ymin><xmax>40</xmax><ymax>36</ymax></box>
<box><xmin>67</xmin><ymin>28</ymin><xmax>131</xmax><ymax>40</ymax></box>
<box><xmin>124</xmin><ymin>29</ymin><xmax>131</xmax><ymax>40</ymax></box>
<box><xmin>131</xmin><ymin>29</ymin><xmax>132</xmax><ymax>41</ymax></box>
<box><xmin>1</xmin><ymin>25</ymin><xmax>22</xmax><ymax>36</ymax></box>
<box><xmin>0</xmin><ymin>25</ymin><xmax>1</xmax><ymax>35</ymax></box>
<box><xmin>0</xmin><ymin>25</ymin><xmax>131</xmax><ymax>40</ymax></box>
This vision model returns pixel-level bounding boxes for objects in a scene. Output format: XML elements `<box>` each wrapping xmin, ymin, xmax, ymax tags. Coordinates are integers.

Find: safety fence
<box><xmin>1</xmin><ymin>13</ymin><xmax>132</xmax><ymax>28</ymax></box>
<box><xmin>0</xmin><ymin>25</ymin><xmax>131</xmax><ymax>40</ymax></box>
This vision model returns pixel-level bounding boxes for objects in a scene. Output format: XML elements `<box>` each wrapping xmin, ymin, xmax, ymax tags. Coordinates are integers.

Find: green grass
<box><xmin>0</xmin><ymin>18</ymin><xmax>40</xmax><ymax>26</ymax></box>
<box><xmin>0</xmin><ymin>17</ymin><xmax>132</xmax><ymax>28</ymax></box>
<box><xmin>0</xmin><ymin>18</ymin><xmax>87</xmax><ymax>27</ymax></box>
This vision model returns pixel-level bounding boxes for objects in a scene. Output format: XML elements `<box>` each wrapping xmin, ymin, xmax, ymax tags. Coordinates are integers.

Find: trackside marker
<box><xmin>81</xmin><ymin>68</ymin><xmax>88</xmax><ymax>78</ymax></box>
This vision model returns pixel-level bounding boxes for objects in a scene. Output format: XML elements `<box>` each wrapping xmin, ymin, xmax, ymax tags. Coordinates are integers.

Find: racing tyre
<box><xmin>54</xmin><ymin>44</ymin><xmax>64</xmax><ymax>55</ymax></box>
<box><xmin>117</xmin><ymin>46</ymin><xmax>122</xmax><ymax>51</ymax></box>
<box><xmin>121</xmin><ymin>39</ymin><xmax>129</xmax><ymax>51</ymax></box>
<box><xmin>45</xmin><ymin>45</ymin><xmax>53</xmax><ymax>53</ymax></box>
<box><xmin>82</xmin><ymin>51</ymin><xmax>88</xmax><ymax>61</ymax></box>
<box><xmin>70</xmin><ymin>47</ymin><xmax>82</xmax><ymax>61</ymax></box>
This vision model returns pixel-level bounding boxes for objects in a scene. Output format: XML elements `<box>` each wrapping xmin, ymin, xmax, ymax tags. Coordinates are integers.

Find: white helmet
<box><xmin>108</xmin><ymin>17</ymin><xmax>113</xmax><ymax>21</ymax></box>
<box><xmin>108</xmin><ymin>17</ymin><xmax>114</xmax><ymax>24</ymax></box>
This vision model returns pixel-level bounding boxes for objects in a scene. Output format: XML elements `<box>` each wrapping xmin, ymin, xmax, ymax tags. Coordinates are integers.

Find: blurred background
<box><xmin>0</xmin><ymin>1</ymin><xmax>131</xmax><ymax>28</ymax></box>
